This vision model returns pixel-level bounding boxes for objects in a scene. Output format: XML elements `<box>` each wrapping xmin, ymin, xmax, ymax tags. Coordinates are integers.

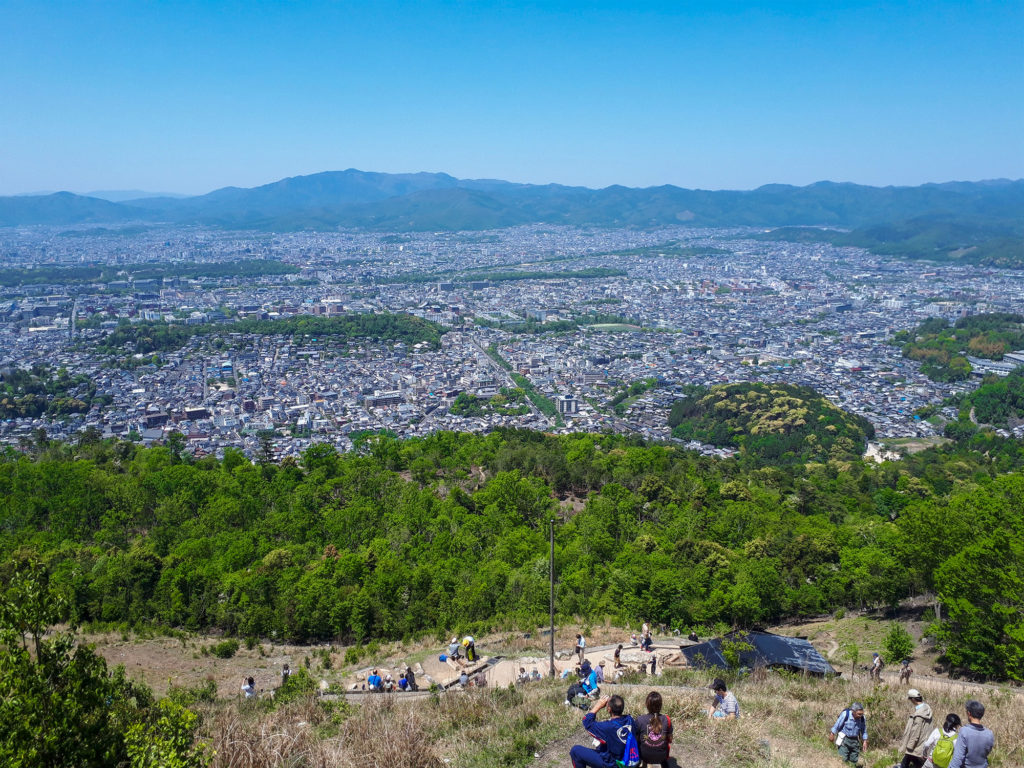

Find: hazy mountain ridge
<box><xmin>2</xmin><ymin>169</ymin><xmax>1022</xmax><ymax>231</ymax></box>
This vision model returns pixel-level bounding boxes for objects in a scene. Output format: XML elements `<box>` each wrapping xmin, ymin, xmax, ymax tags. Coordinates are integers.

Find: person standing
<box><xmin>870</xmin><ymin>652</ymin><xmax>884</xmax><ymax>682</ymax></box>
<box><xmin>948</xmin><ymin>700</ymin><xmax>994</xmax><ymax>768</ymax></box>
<box><xmin>636</xmin><ymin>690</ymin><xmax>673</xmax><ymax>768</ymax></box>
<box><xmin>922</xmin><ymin>713</ymin><xmax>961</xmax><ymax>768</ymax></box>
<box><xmin>575</xmin><ymin>633</ymin><xmax>587</xmax><ymax>665</ymax></box>
<box><xmin>614</xmin><ymin>644</ymin><xmax>623</xmax><ymax>668</ymax></box>
<box><xmin>569</xmin><ymin>694</ymin><xmax>636</xmax><ymax>768</ymax></box>
<box><xmin>899</xmin><ymin>689</ymin><xmax>934</xmax><ymax>768</ymax></box>
<box><xmin>828</xmin><ymin>702</ymin><xmax>868</xmax><ymax>766</ymax></box>
<box><xmin>241</xmin><ymin>676</ymin><xmax>256</xmax><ymax>699</ymax></box>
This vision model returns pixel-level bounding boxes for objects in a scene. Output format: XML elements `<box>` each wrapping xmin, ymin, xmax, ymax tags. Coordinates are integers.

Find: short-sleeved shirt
<box><xmin>831</xmin><ymin>710</ymin><xmax>867</xmax><ymax>740</ymax></box>
<box><xmin>714</xmin><ymin>691</ymin><xmax>740</xmax><ymax>717</ymax></box>
<box><xmin>636</xmin><ymin>713</ymin><xmax>673</xmax><ymax>750</ymax></box>
<box><xmin>241</xmin><ymin>683</ymin><xmax>256</xmax><ymax>698</ymax></box>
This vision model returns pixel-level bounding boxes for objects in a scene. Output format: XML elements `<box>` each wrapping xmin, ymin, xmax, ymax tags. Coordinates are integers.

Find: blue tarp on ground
<box><xmin>680</xmin><ymin>631</ymin><xmax>837</xmax><ymax>676</ymax></box>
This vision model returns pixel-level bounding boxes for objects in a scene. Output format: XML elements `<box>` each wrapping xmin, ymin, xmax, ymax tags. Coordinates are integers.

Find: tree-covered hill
<box><xmin>756</xmin><ymin>214</ymin><xmax>1024</xmax><ymax>267</ymax></box>
<box><xmin>957</xmin><ymin>368</ymin><xmax>1024</xmax><ymax>427</ymax></box>
<box><xmin>95</xmin><ymin>312</ymin><xmax>446</xmax><ymax>357</ymax></box>
<box><xmin>893</xmin><ymin>313</ymin><xmax>1024</xmax><ymax>381</ymax></box>
<box><xmin>667</xmin><ymin>382</ymin><xmax>874</xmax><ymax>463</ymax></box>
<box><xmin>4</xmin><ymin>427</ymin><xmax>1024</xmax><ymax>680</ymax></box>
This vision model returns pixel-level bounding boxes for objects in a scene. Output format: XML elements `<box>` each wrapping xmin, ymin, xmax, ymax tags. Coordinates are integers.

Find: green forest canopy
<box><xmin>893</xmin><ymin>313</ymin><xmax>1024</xmax><ymax>382</ymax></box>
<box><xmin>3</xmin><ymin>427</ymin><xmax>1024</xmax><ymax>680</ymax></box>
<box><xmin>95</xmin><ymin>312</ymin><xmax>446</xmax><ymax>356</ymax></box>
<box><xmin>667</xmin><ymin>382</ymin><xmax>875</xmax><ymax>463</ymax></box>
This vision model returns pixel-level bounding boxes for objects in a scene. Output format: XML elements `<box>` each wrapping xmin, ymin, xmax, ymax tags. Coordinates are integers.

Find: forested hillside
<box><xmin>667</xmin><ymin>382</ymin><xmax>874</xmax><ymax>463</ymax></box>
<box><xmin>894</xmin><ymin>313</ymin><xmax>1024</xmax><ymax>381</ymax></box>
<box><xmin>3</xmin><ymin>429</ymin><xmax>1023</xmax><ymax>680</ymax></box>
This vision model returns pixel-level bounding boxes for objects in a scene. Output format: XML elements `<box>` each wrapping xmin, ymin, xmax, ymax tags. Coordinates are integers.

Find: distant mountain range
<box><xmin>1</xmin><ymin>169</ymin><xmax>1022</xmax><ymax>234</ymax></box>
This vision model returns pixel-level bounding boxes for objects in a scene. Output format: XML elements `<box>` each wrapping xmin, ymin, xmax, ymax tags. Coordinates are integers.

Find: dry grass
<box><xmin>198</xmin><ymin>667</ymin><xmax>1022</xmax><ymax>768</ymax></box>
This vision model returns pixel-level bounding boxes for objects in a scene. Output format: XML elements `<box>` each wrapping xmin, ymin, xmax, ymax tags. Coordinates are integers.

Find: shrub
<box><xmin>883</xmin><ymin>622</ymin><xmax>915</xmax><ymax>664</ymax></box>
<box><xmin>210</xmin><ymin>639</ymin><xmax>240</xmax><ymax>659</ymax></box>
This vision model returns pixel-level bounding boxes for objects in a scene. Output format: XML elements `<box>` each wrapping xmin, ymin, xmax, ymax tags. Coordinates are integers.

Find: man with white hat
<box><xmin>898</xmin><ymin>689</ymin><xmax>933</xmax><ymax>768</ymax></box>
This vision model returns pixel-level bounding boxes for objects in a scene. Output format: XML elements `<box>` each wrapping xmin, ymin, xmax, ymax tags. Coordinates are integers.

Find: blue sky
<box><xmin>1</xmin><ymin>0</ymin><xmax>1021</xmax><ymax>194</ymax></box>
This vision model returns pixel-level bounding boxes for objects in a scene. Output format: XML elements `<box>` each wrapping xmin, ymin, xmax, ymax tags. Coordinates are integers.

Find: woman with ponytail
<box><xmin>635</xmin><ymin>690</ymin><xmax>673</xmax><ymax>767</ymax></box>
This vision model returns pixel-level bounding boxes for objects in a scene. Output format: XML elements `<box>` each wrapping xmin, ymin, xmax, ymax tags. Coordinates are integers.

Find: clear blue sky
<box><xmin>1</xmin><ymin>0</ymin><xmax>1021</xmax><ymax>195</ymax></box>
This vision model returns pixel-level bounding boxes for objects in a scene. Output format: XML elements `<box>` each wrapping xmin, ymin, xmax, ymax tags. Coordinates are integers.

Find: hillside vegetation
<box><xmin>95</xmin><ymin>312</ymin><xmax>446</xmax><ymax>358</ymax></box>
<box><xmin>757</xmin><ymin>214</ymin><xmax>1024</xmax><ymax>267</ymax></box>
<box><xmin>4</xmin><ymin>427</ymin><xmax>1024</xmax><ymax>680</ymax></box>
<box><xmin>893</xmin><ymin>313</ymin><xmax>1024</xmax><ymax>381</ymax></box>
<box><xmin>667</xmin><ymin>382</ymin><xmax>874</xmax><ymax>463</ymax></box>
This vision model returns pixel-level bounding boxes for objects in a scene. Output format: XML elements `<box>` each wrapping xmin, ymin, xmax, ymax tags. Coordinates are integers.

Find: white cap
<box><xmin>907</xmin><ymin>689</ymin><xmax>921</xmax><ymax>699</ymax></box>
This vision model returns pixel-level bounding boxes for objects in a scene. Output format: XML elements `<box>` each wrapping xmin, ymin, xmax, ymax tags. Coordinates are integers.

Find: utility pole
<box><xmin>549</xmin><ymin>517</ymin><xmax>555</xmax><ymax>677</ymax></box>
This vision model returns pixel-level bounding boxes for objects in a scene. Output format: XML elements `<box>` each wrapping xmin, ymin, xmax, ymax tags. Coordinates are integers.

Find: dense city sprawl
<box><xmin>4</xmin><ymin>223</ymin><xmax>1024</xmax><ymax>459</ymax></box>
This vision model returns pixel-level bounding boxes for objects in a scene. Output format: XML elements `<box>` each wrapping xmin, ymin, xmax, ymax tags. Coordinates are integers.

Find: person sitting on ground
<box><xmin>518</xmin><ymin>666</ymin><xmax>530</xmax><ymax>684</ymax></box>
<box><xmin>899</xmin><ymin>689</ymin><xmax>934</xmax><ymax>768</ymax></box>
<box><xmin>459</xmin><ymin>670</ymin><xmax>469</xmax><ymax>688</ymax></box>
<box><xmin>828</xmin><ymin>701</ymin><xmax>868</xmax><ymax>766</ymax></box>
<box><xmin>474</xmin><ymin>670</ymin><xmax>487</xmax><ymax>687</ymax></box>
<box><xmin>241</xmin><ymin>676</ymin><xmax>257</xmax><ymax>699</ymax></box>
<box><xmin>398</xmin><ymin>673</ymin><xmax>410</xmax><ymax>691</ymax></box>
<box><xmin>569</xmin><ymin>694</ymin><xmax>636</xmax><ymax>768</ymax></box>
<box><xmin>405</xmin><ymin>665</ymin><xmax>417</xmax><ymax>691</ymax></box>
<box><xmin>367</xmin><ymin>668</ymin><xmax>383</xmax><ymax>692</ymax></box>
<box><xmin>899</xmin><ymin>658</ymin><xmax>914</xmax><ymax>684</ymax></box>
<box><xmin>636</xmin><ymin>690</ymin><xmax>673</xmax><ymax>768</ymax></box>
<box><xmin>687</xmin><ymin>631</ymin><xmax>699</xmax><ymax>643</ymax></box>
<box><xmin>595</xmin><ymin>661</ymin><xmax>605</xmax><ymax>684</ymax></box>
<box><xmin>383</xmin><ymin>672</ymin><xmax>394</xmax><ymax>692</ymax></box>
<box><xmin>631</xmin><ymin>632</ymin><xmax>639</xmax><ymax>647</ymax></box>
<box><xmin>614</xmin><ymin>644</ymin><xmax>623</xmax><ymax>668</ymax></box>
<box><xmin>530</xmin><ymin>667</ymin><xmax>542</xmax><ymax>681</ymax></box>
<box><xmin>949</xmin><ymin>700</ymin><xmax>994</xmax><ymax>768</ymax></box>
<box><xmin>707</xmin><ymin>678</ymin><xmax>739</xmax><ymax>719</ymax></box>
<box><xmin>564</xmin><ymin>660</ymin><xmax>599</xmax><ymax>707</ymax></box>
<box><xmin>921</xmin><ymin>713</ymin><xmax>960</xmax><ymax>768</ymax></box>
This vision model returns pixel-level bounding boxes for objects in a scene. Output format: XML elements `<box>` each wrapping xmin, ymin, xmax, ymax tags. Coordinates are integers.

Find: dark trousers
<box><xmin>900</xmin><ymin>756</ymin><xmax>925</xmax><ymax>768</ymax></box>
<box><xmin>640</xmin><ymin>743</ymin><xmax>670</xmax><ymax>767</ymax></box>
<box><xmin>566</xmin><ymin>683</ymin><xmax>587</xmax><ymax>701</ymax></box>
<box><xmin>570</xmin><ymin>745</ymin><xmax>611</xmax><ymax>768</ymax></box>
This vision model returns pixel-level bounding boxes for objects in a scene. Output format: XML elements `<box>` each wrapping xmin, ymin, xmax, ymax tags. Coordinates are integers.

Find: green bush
<box><xmin>210</xmin><ymin>639</ymin><xmax>240</xmax><ymax>659</ymax></box>
<box><xmin>883</xmin><ymin>622</ymin><xmax>915</xmax><ymax>664</ymax></box>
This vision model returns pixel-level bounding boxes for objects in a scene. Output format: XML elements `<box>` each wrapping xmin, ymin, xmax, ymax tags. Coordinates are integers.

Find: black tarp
<box><xmin>680</xmin><ymin>631</ymin><xmax>837</xmax><ymax>676</ymax></box>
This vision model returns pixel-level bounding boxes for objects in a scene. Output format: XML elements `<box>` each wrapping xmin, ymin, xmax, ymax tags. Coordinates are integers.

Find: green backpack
<box><xmin>932</xmin><ymin>732</ymin><xmax>956</xmax><ymax>768</ymax></box>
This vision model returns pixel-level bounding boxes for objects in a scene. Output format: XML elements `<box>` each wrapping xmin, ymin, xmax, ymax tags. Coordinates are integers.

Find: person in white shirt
<box><xmin>241</xmin><ymin>676</ymin><xmax>256</xmax><ymax>698</ymax></box>
<box><xmin>922</xmin><ymin>713</ymin><xmax>961</xmax><ymax>768</ymax></box>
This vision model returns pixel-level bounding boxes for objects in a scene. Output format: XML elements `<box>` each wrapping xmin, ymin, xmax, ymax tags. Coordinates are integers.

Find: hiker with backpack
<box><xmin>828</xmin><ymin>702</ymin><xmax>868</xmax><ymax>766</ymax></box>
<box><xmin>636</xmin><ymin>691</ymin><xmax>673</xmax><ymax>768</ymax></box>
<box><xmin>922</xmin><ymin>713</ymin><xmax>961</xmax><ymax>768</ymax></box>
<box><xmin>870</xmin><ymin>653</ymin><xmax>884</xmax><ymax>681</ymax></box>
<box><xmin>569</xmin><ymin>694</ymin><xmax>640</xmax><ymax>768</ymax></box>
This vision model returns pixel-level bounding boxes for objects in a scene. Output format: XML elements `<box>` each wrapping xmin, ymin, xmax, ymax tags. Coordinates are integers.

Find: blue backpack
<box><xmin>621</xmin><ymin>728</ymin><xmax>641</xmax><ymax>768</ymax></box>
